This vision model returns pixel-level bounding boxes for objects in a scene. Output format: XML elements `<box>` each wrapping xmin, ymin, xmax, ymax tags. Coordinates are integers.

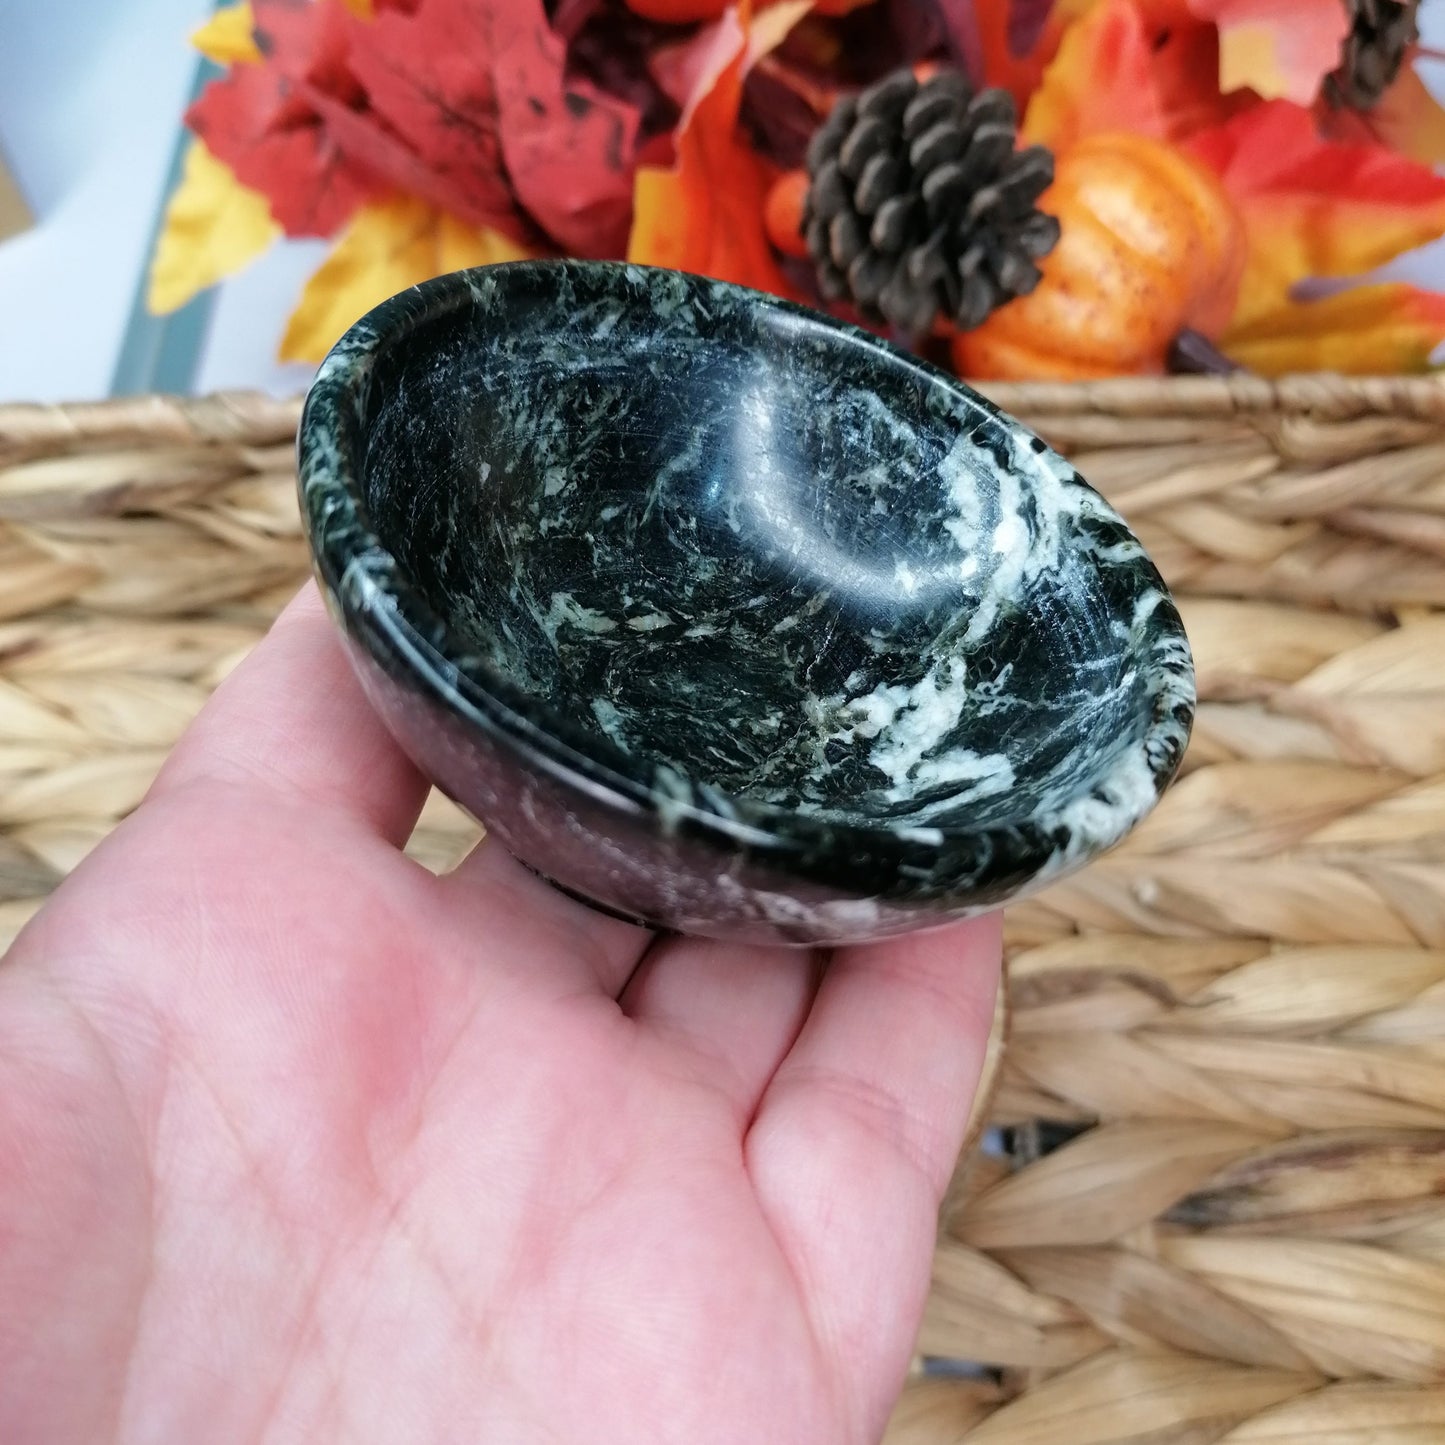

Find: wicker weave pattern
<box><xmin>2</xmin><ymin>380</ymin><xmax>1444</xmax><ymax>1442</ymax></box>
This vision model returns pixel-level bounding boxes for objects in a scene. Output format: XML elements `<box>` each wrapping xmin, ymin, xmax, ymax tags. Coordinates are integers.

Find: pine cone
<box><xmin>1325</xmin><ymin>0</ymin><xmax>1420</xmax><ymax>110</ymax></box>
<box><xmin>801</xmin><ymin>68</ymin><xmax>1059</xmax><ymax>336</ymax></box>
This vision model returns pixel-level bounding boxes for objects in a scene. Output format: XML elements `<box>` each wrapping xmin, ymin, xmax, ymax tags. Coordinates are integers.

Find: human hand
<box><xmin>0</xmin><ymin>586</ymin><xmax>1001</xmax><ymax>1445</ymax></box>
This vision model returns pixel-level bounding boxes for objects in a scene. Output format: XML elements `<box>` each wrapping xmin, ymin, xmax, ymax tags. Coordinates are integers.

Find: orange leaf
<box><xmin>1022</xmin><ymin>0</ymin><xmax>1247</xmax><ymax>152</ymax></box>
<box><xmin>1186</xmin><ymin>0</ymin><xmax>1349</xmax><ymax>104</ymax></box>
<box><xmin>627</xmin><ymin>2</ymin><xmax>813</xmax><ymax>298</ymax></box>
<box><xmin>1189</xmin><ymin>100</ymin><xmax>1445</xmax><ymax>330</ymax></box>
<box><xmin>1321</xmin><ymin>57</ymin><xmax>1445</xmax><ymax>169</ymax></box>
<box><xmin>1222</xmin><ymin>282</ymin><xmax>1445</xmax><ymax>374</ymax></box>
<box><xmin>976</xmin><ymin>0</ymin><xmax>1095</xmax><ymax>111</ymax></box>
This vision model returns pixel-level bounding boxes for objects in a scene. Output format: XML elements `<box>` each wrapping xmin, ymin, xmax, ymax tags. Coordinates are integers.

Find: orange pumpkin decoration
<box><xmin>951</xmin><ymin>132</ymin><xmax>1244</xmax><ymax>380</ymax></box>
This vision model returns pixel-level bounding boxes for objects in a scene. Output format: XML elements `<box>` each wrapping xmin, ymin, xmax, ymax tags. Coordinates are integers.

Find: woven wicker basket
<box><xmin>3</xmin><ymin>378</ymin><xmax>1445</xmax><ymax>1441</ymax></box>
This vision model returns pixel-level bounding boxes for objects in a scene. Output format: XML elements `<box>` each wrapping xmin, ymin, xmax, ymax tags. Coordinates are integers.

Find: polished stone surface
<box><xmin>298</xmin><ymin>261</ymin><xmax>1193</xmax><ymax>944</ymax></box>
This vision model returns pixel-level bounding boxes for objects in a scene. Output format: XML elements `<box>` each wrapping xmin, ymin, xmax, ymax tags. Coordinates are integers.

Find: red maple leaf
<box><xmin>188</xmin><ymin>0</ymin><xmax>645</xmax><ymax>255</ymax></box>
<box><xmin>252</xmin><ymin>0</ymin><xmax>361</xmax><ymax>93</ymax></box>
<box><xmin>187</xmin><ymin>69</ymin><xmax>379</xmax><ymax>238</ymax></box>
<box><xmin>492</xmin><ymin>7</ymin><xmax>642</xmax><ymax>256</ymax></box>
<box><xmin>344</xmin><ymin>0</ymin><xmax>642</xmax><ymax>257</ymax></box>
<box><xmin>186</xmin><ymin>0</ymin><xmax>384</xmax><ymax>237</ymax></box>
<box><xmin>340</xmin><ymin>2</ymin><xmax>518</xmax><ymax>228</ymax></box>
<box><xmin>561</xmin><ymin>4</ymin><xmax>685</xmax><ymax>149</ymax></box>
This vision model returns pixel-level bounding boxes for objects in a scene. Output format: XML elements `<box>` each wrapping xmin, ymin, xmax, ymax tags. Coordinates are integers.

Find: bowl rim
<box><xmin>298</xmin><ymin>259</ymin><xmax>1194</xmax><ymax>897</ymax></box>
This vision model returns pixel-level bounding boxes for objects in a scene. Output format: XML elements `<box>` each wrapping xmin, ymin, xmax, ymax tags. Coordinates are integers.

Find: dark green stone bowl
<box><xmin>298</xmin><ymin>261</ymin><xmax>1193</xmax><ymax>945</ymax></box>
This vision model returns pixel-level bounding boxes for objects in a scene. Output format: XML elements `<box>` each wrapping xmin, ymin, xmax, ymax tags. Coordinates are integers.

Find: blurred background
<box><xmin>5</xmin><ymin>0</ymin><xmax>1445</xmax><ymax>403</ymax></box>
<box><xmin>0</xmin><ymin>0</ymin><xmax>323</xmax><ymax>401</ymax></box>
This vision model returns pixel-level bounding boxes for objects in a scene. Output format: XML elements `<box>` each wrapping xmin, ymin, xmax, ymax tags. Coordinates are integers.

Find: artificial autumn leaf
<box><xmin>632</xmin><ymin>14</ymin><xmax>761</xmax><ymax>273</ymax></box>
<box><xmin>188</xmin><ymin>63</ymin><xmax>378</xmax><ymax>235</ymax></box>
<box><xmin>250</xmin><ymin>0</ymin><xmax>363</xmax><ymax>95</ymax></box>
<box><xmin>623</xmin><ymin>0</ymin><xmax>729</xmax><ymax>19</ymax></box>
<box><xmin>976</xmin><ymin>0</ymin><xmax>1092</xmax><ymax>108</ymax></box>
<box><xmin>491</xmin><ymin>8</ymin><xmax>643</xmax><ymax>255</ymax></box>
<box><xmin>625</xmin><ymin>0</ymin><xmax>870</xmax><ymax>18</ymax></box>
<box><xmin>551</xmin><ymin>0</ymin><xmax>610</xmax><ymax>42</ymax></box>
<box><xmin>1022</xmin><ymin>0</ymin><xmax>1248</xmax><ymax>151</ymax></box>
<box><xmin>652</xmin><ymin>21</ymin><xmax>735</xmax><ymax>110</ymax></box>
<box><xmin>744</xmin><ymin>1</ymin><xmax>955</xmax><ymax>110</ymax></box>
<box><xmin>1222</xmin><ymin>281</ymin><xmax>1445</xmax><ymax>373</ymax></box>
<box><xmin>343</xmin><ymin>0</ymin><xmax>641</xmax><ymax>257</ymax></box>
<box><xmin>147</xmin><ymin>139</ymin><xmax>281</xmax><ymax>314</ymax></box>
<box><xmin>1008</xmin><ymin>0</ymin><xmax>1057</xmax><ymax>56</ymax></box>
<box><xmin>628</xmin><ymin>2</ymin><xmax>815</xmax><ymax>297</ymax></box>
<box><xmin>561</xmin><ymin>2</ymin><xmax>686</xmax><ymax>148</ymax></box>
<box><xmin>192</xmin><ymin>2</ymin><xmax>261</xmax><ymax>65</ymax></box>
<box><xmin>738</xmin><ymin>0</ymin><xmax>996</xmax><ymax>170</ymax></box>
<box><xmin>742</xmin><ymin>50</ymin><xmax>840</xmax><ymax>168</ymax></box>
<box><xmin>736</xmin><ymin>4</ymin><xmax>914</xmax><ymax>172</ymax></box>
<box><xmin>281</xmin><ymin>196</ymin><xmax>530</xmax><ymax>362</ymax></box>
<box><xmin>901</xmin><ymin>0</ymin><xmax>982</xmax><ymax>78</ymax></box>
<box><xmin>340</xmin><ymin>3</ymin><xmax>517</xmax><ymax>233</ymax></box>
<box><xmin>1322</xmin><ymin>57</ymin><xmax>1445</xmax><ymax>168</ymax></box>
<box><xmin>1189</xmin><ymin>98</ymin><xmax>1445</xmax><ymax>330</ymax></box>
<box><xmin>186</xmin><ymin>0</ymin><xmax>383</xmax><ymax>237</ymax></box>
<box><xmin>1187</xmin><ymin>0</ymin><xmax>1349</xmax><ymax>104</ymax></box>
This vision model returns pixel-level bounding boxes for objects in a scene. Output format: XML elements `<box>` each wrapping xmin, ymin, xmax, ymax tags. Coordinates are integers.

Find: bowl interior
<box><xmin>358</xmin><ymin>267</ymin><xmax>1164</xmax><ymax>834</ymax></box>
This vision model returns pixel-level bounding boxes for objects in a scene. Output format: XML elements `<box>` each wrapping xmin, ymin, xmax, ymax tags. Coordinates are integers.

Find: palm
<box><xmin>0</xmin><ymin>590</ymin><xmax>1000</xmax><ymax>1445</ymax></box>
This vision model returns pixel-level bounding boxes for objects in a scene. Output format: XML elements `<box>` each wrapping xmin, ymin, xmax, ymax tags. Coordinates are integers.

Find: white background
<box><xmin>3</xmin><ymin>0</ymin><xmax>1445</xmax><ymax>404</ymax></box>
<box><xmin>0</xmin><ymin>0</ymin><xmax>323</xmax><ymax>402</ymax></box>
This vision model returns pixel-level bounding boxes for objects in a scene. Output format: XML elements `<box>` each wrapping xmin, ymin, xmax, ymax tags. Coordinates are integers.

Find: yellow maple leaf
<box><xmin>192</xmin><ymin>3</ymin><xmax>261</xmax><ymax>65</ymax></box>
<box><xmin>192</xmin><ymin>0</ymin><xmax>373</xmax><ymax>65</ymax></box>
<box><xmin>1223</xmin><ymin>282</ymin><xmax>1445</xmax><ymax>374</ymax></box>
<box><xmin>147</xmin><ymin>139</ymin><xmax>281</xmax><ymax>314</ymax></box>
<box><xmin>280</xmin><ymin>196</ymin><xmax>531</xmax><ymax>363</ymax></box>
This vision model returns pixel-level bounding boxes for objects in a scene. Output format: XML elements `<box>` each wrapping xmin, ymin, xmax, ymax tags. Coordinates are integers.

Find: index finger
<box><xmin>150</xmin><ymin>584</ymin><xmax>429</xmax><ymax>846</ymax></box>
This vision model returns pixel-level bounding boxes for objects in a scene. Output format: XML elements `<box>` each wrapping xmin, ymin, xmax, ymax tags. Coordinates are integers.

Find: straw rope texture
<box><xmin>2</xmin><ymin>377</ymin><xmax>1444</xmax><ymax>1442</ymax></box>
